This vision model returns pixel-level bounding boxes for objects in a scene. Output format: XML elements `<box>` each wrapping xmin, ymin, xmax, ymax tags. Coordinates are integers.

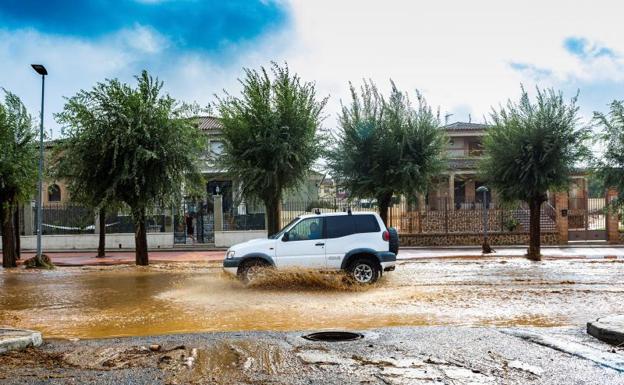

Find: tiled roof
<box><xmin>198</xmin><ymin>116</ymin><xmax>223</xmax><ymax>131</ymax></box>
<box><xmin>442</xmin><ymin>122</ymin><xmax>489</xmax><ymax>131</ymax></box>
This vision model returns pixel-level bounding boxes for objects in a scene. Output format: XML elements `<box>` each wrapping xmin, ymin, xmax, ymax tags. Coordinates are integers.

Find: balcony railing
<box><xmin>448</xmin><ymin>148</ymin><xmax>484</xmax><ymax>158</ymax></box>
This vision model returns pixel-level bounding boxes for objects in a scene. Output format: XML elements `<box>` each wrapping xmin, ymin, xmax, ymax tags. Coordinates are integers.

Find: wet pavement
<box><xmin>1</xmin><ymin>257</ymin><xmax>623</xmax><ymax>338</ymax></box>
<box><xmin>0</xmin><ymin>327</ymin><xmax>622</xmax><ymax>384</ymax></box>
<box><xmin>6</xmin><ymin>244</ymin><xmax>624</xmax><ymax>267</ymax></box>
<box><xmin>9</xmin><ymin>250</ymin><xmax>225</xmax><ymax>266</ymax></box>
<box><xmin>2</xmin><ymin>257</ymin><xmax>624</xmax><ymax>384</ymax></box>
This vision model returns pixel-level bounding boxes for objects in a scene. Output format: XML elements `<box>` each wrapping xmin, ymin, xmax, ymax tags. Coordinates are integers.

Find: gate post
<box><xmin>214</xmin><ymin>194</ymin><xmax>224</xmax><ymax>232</ymax></box>
<box><xmin>554</xmin><ymin>192</ymin><xmax>568</xmax><ymax>244</ymax></box>
<box><xmin>606</xmin><ymin>188</ymin><xmax>619</xmax><ymax>244</ymax></box>
<box><xmin>22</xmin><ymin>201</ymin><xmax>34</xmax><ymax>236</ymax></box>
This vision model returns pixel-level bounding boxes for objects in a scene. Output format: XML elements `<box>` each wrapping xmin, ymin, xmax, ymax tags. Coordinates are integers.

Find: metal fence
<box><xmin>222</xmin><ymin>201</ymin><xmax>266</xmax><ymax>231</ymax></box>
<box><xmin>34</xmin><ymin>203</ymin><xmax>169</xmax><ymax>235</ymax></box>
<box><xmin>278</xmin><ymin>197</ymin><xmax>556</xmax><ymax>234</ymax></box>
<box><xmin>37</xmin><ymin>203</ymin><xmax>95</xmax><ymax>235</ymax></box>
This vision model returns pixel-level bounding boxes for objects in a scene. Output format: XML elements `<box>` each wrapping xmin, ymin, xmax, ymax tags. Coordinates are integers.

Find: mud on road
<box><xmin>1</xmin><ymin>327</ymin><xmax>623</xmax><ymax>385</ymax></box>
<box><xmin>1</xmin><ymin>257</ymin><xmax>624</xmax><ymax>338</ymax></box>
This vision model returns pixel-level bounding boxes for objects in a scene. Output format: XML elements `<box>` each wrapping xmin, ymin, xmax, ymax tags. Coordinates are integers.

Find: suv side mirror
<box><xmin>282</xmin><ymin>232</ymin><xmax>289</xmax><ymax>242</ymax></box>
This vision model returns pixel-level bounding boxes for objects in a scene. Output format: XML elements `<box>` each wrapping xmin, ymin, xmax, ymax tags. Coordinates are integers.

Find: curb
<box><xmin>396</xmin><ymin>254</ymin><xmax>624</xmax><ymax>261</ymax></box>
<box><xmin>0</xmin><ymin>328</ymin><xmax>43</xmax><ymax>354</ymax></box>
<box><xmin>587</xmin><ymin>315</ymin><xmax>624</xmax><ymax>345</ymax></box>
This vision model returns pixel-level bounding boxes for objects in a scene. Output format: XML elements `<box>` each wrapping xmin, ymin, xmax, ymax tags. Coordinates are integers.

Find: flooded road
<box><xmin>1</xmin><ymin>257</ymin><xmax>623</xmax><ymax>339</ymax></box>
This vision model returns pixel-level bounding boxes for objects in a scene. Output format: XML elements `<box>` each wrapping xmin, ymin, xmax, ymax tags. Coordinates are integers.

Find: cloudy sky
<box><xmin>1</xmin><ymin>0</ymin><xmax>623</xmax><ymax>137</ymax></box>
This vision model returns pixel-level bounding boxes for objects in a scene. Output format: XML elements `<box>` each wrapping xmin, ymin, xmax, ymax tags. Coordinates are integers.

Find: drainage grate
<box><xmin>302</xmin><ymin>331</ymin><xmax>364</xmax><ymax>342</ymax></box>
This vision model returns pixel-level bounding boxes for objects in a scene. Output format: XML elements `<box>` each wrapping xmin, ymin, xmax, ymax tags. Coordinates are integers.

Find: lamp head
<box><xmin>31</xmin><ymin>64</ymin><xmax>48</xmax><ymax>76</ymax></box>
<box><xmin>476</xmin><ymin>186</ymin><xmax>489</xmax><ymax>193</ymax></box>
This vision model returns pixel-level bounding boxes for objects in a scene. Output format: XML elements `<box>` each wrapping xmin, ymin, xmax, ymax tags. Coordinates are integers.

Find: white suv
<box><xmin>223</xmin><ymin>211</ymin><xmax>399</xmax><ymax>284</ymax></box>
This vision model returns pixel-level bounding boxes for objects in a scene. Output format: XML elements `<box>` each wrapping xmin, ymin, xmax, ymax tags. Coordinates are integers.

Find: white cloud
<box><xmin>117</xmin><ymin>24</ymin><xmax>170</xmax><ymax>54</ymax></box>
<box><xmin>2</xmin><ymin>0</ymin><xmax>624</xmax><ymax>138</ymax></box>
<box><xmin>278</xmin><ymin>0</ymin><xmax>624</xmax><ymax>123</ymax></box>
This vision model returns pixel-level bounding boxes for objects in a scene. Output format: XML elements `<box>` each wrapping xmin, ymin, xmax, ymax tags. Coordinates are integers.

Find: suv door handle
<box><xmin>315</xmin><ymin>242</ymin><xmax>325</xmax><ymax>246</ymax></box>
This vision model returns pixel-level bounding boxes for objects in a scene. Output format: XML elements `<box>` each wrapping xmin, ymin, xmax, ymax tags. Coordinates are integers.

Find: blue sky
<box><xmin>1</xmin><ymin>0</ymin><xmax>623</xmax><ymax>137</ymax></box>
<box><xmin>0</xmin><ymin>0</ymin><xmax>288</xmax><ymax>53</ymax></box>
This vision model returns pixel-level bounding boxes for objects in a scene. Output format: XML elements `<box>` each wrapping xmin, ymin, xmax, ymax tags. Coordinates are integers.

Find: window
<box><xmin>326</xmin><ymin>215</ymin><xmax>355</xmax><ymax>238</ymax></box>
<box><xmin>210</xmin><ymin>141</ymin><xmax>224</xmax><ymax>155</ymax></box>
<box><xmin>287</xmin><ymin>217</ymin><xmax>323</xmax><ymax>241</ymax></box>
<box><xmin>48</xmin><ymin>184</ymin><xmax>61</xmax><ymax>202</ymax></box>
<box><xmin>468</xmin><ymin>141</ymin><xmax>484</xmax><ymax>156</ymax></box>
<box><xmin>354</xmin><ymin>215</ymin><xmax>380</xmax><ymax>233</ymax></box>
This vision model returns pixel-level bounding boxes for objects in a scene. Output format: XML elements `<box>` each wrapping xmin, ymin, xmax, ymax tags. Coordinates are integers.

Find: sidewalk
<box><xmin>398</xmin><ymin>245</ymin><xmax>624</xmax><ymax>260</ymax></box>
<box><xmin>10</xmin><ymin>250</ymin><xmax>226</xmax><ymax>266</ymax></box>
<box><xmin>3</xmin><ymin>245</ymin><xmax>624</xmax><ymax>266</ymax></box>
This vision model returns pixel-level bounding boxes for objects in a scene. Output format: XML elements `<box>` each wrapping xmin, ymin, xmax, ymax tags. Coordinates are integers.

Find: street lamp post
<box><xmin>31</xmin><ymin>64</ymin><xmax>47</xmax><ymax>259</ymax></box>
<box><xmin>476</xmin><ymin>185</ymin><xmax>493</xmax><ymax>254</ymax></box>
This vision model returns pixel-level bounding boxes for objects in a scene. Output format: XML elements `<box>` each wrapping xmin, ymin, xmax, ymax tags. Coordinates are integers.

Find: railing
<box><xmin>447</xmin><ymin>148</ymin><xmax>484</xmax><ymax>158</ymax></box>
<box><xmin>33</xmin><ymin>203</ymin><xmax>169</xmax><ymax>235</ymax></box>
<box><xmin>276</xmin><ymin>197</ymin><xmax>558</xmax><ymax>234</ymax></box>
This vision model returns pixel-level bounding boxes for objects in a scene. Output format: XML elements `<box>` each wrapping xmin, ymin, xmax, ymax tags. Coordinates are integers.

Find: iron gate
<box><xmin>173</xmin><ymin>197</ymin><xmax>215</xmax><ymax>244</ymax></box>
<box><xmin>568</xmin><ymin>196</ymin><xmax>606</xmax><ymax>241</ymax></box>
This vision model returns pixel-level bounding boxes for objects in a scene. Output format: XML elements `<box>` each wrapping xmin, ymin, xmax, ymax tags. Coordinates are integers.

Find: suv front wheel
<box><xmin>239</xmin><ymin>259</ymin><xmax>271</xmax><ymax>284</ymax></box>
<box><xmin>347</xmin><ymin>257</ymin><xmax>380</xmax><ymax>284</ymax></box>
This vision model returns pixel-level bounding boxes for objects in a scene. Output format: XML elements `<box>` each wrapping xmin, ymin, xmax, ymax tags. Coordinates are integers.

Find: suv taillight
<box><xmin>382</xmin><ymin>230</ymin><xmax>389</xmax><ymax>241</ymax></box>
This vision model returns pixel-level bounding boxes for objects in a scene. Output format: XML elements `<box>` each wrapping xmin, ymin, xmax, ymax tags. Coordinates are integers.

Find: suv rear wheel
<box><xmin>239</xmin><ymin>259</ymin><xmax>271</xmax><ymax>284</ymax></box>
<box><xmin>347</xmin><ymin>257</ymin><xmax>380</xmax><ymax>284</ymax></box>
<box><xmin>388</xmin><ymin>227</ymin><xmax>399</xmax><ymax>255</ymax></box>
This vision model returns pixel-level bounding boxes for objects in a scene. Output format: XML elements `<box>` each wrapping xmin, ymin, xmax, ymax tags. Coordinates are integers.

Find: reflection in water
<box><xmin>1</xmin><ymin>259</ymin><xmax>623</xmax><ymax>338</ymax></box>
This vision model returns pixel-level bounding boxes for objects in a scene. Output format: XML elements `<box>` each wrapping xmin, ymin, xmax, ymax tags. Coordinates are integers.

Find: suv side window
<box><xmin>354</xmin><ymin>215</ymin><xmax>380</xmax><ymax>233</ymax></box>
<box><xmin>326</xmin><ymin>216</ymin><xmax>355</xmax><ymax>238</ymax></box>
<box><xmin>287</xmin><ymin>218</ymin><xmax>323</xmax><ymax>241</ymax></box>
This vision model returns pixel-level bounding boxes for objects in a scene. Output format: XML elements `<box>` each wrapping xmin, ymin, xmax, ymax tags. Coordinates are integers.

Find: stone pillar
<box><xmin>448</xmin><ymin>173</ymin><xmax>455</xmax><ymax>210</ymax></box>
<box><xmin>164</xmin><ymin>207</ymin><xmax>174</xmax><ymax>232</ymax></box>
<box><xmin>465</xmin><ymin>180</ymin><xmax>476</xmax><ymax>203</ymax></box>
<box><xmin>554</xmin><ymin>192</ymin><xmax>568</xmax><ymax>245</ymax></box>
<box><xmin>213</xmin><ymin>194</ymin><xmax>223</xmax><ymax>232</ymax></box>
<box><xmin>22</xmin><ymin>201</ymin><xmax>34</xmax><ymax>236</ymax></box>
<box><xmin>606</xmin><ymin>188</ymin><xmax>619</xmax><ymax>244</ymax></box>
<box><xmin>418</xmin><ymin>193</ymin><xmax>426</xmax><ymax>212</ymax></box>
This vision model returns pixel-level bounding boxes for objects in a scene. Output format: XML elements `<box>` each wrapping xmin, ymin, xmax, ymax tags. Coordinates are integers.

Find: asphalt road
<box><xmin>0</xmin><ymin>327</ymin><xmax>622</xmax><ymax>384</ymax></box>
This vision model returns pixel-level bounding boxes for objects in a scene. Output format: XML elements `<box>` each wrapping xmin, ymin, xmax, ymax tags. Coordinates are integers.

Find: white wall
<box><xmin>214</xmin><ymin>230</ymin><xmax>267</xmax><ymax>248</ymax></box>
<box><xmin>0</xmin><ymin>233</ymin><xmax>174</xmax><ymax>250</ymax></box>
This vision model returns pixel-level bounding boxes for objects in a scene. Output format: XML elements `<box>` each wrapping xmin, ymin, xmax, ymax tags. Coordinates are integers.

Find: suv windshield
<box><xmin>269</xmin><ymin>217</ymin><xmax>300</xmax><ymax>239</ymax></box>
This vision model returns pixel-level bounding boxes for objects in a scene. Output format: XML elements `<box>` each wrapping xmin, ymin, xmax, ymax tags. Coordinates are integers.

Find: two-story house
<box><xmin>426</xmin><ymin>122</ymin><xmax>491</xmax><ymax>210</ymax></box>
<box><xmin>197</xmin><ymin>116</ymin><xmax>324</xmax><ymax>210</ymax></box>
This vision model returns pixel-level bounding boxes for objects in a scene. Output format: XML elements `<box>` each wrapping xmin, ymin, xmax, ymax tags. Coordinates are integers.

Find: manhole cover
<box><xmin>302</xmin><ymin>331</ymin><xmax>364</xmax><ymax>342</ymax></box>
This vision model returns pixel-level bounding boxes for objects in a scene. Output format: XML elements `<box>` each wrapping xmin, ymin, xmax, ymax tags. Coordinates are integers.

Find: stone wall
<box><xmin>400</xmin><ymin>232</ymin><xmax>560</xmax><ymax>247</ymax></box>
<box><xmin>402</xmin><ymin>210</ymin><xmax>524</xmax><ymax>233</ymax></box>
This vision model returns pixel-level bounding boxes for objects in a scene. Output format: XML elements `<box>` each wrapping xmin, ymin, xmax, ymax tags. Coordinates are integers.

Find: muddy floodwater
<box><xmin>1</xmin><ymin>258</ymin><xmax>623</xmax><ymax>339</ymax></box>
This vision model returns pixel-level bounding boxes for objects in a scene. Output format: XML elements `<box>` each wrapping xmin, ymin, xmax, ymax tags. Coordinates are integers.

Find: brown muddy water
<box><xmin>1</xmin><ymin>258</ymin><xmax>623</xmax><ymax>339</ymax></box>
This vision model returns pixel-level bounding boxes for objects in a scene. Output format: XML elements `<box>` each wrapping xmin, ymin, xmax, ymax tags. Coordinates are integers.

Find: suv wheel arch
<box><xmin>235</xmin><ymin>254</ymin><xmax>275</xmax><ymax>274</ymax></box>
<box><xmin>341</xmin><ymin>249</ymin><xmax>381</xmax><ymax>271</ymax></box>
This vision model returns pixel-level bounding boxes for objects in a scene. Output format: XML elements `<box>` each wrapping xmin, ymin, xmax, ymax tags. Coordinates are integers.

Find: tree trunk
<box><xmin>265</xmin><ymin>197</ymin><xmax>282</xmax><ymax>236</ymax></box>
<box><xmin>2</xmin><ymin>203</ymin><xmax>17</xmax><ymax>268</ymax></box>
<box><xmin>97</xmin><ymin>207</ymin><xmax>106</xmax><ymax>258</ymax></box>
<box><xmin>14</xmin><ymin>204</ymin><xmax>20</xmax><ymax>259</ymax></box>
<box><xmin>134</xmin><ymin>207</ymin><xmax>149</xmax><ymax>265</ymax></box>
<box><xmin>377</xmin><ymin>193</ymin><xmax>393</xmax><ymax>228</ymax></box>
<box><xmin>527</xmin><ymin>197</ymin><xmax>543</xmax><ymax>261</ymax></box>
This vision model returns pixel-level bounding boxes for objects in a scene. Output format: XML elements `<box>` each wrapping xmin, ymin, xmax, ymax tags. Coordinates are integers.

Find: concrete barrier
<box><xmin>214</xmin><ymin>230</ymin><xmax>267</xmax><ymax>248</ymax></box>
<box><xmin>0</xmin><ymin>329</ymin><xmax>43</xmax><ymax>354</ymax></box>
<box><xmin>0</xmin><ymin>233</ymin><xmax>174</xmax><ymax>250</ymax></box>
<box><xmin>587</xmin><ymin>315</ymin><xmax>624</xmax><ymax>345</ymax></box>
